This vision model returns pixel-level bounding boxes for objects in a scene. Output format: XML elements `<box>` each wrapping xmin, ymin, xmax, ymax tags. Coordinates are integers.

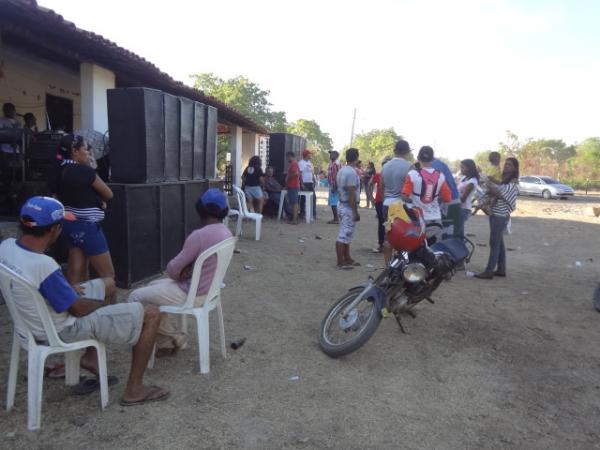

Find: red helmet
<box><xmin>387</xmin><ymin>203</ymin><xmax>426</xmax><ymax>252</ymax></box>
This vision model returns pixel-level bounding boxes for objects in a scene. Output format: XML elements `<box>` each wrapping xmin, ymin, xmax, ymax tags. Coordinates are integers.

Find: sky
<box><xmin>39</xmin><ymin>0</ymin><xmax>600</xmax><ymax>160</ymax></box>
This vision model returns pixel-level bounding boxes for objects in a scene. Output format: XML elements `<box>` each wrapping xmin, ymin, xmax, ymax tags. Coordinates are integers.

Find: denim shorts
<box><xmin>287</xmin><ymin>188</ymin><xmax>299</xmax><ymax>206</ymax></box>
<box><xmin>61</xmin><ymin>220</ymin><xmax>109</xmax><ymax>256</ymax></box>
<box><xmin>245</xmin><ymin>185</ymin><xmax>263</xmax><ymax>200</ymax></box>
<box><xmin>328</xmin><ymin>190</ymin><xmax>339</xmax><ymax>206</ymax></box>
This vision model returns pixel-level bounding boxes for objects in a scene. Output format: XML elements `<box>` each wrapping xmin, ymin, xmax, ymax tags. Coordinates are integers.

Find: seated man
<box><xmin>128</xmin><ymin>189</ymin><xmax>233</xmax><ymax>355</ymax></box>
<box><xmin>0</xmin><ymin>197</ymin><xmax>169</xmax><ymax>406</ymax></box>
<box><xmin>264</xmin><ymin>166</ymin><xmax>285</xmax><ymax>217</ymax></box>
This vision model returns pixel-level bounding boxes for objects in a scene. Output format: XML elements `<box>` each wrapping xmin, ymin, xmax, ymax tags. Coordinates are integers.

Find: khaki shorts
<box><xmin>59</xmin><ymin>302</ymin><xmax>144</xmax><ymax>346</ymax></box>
<box><xmin>77</xmin><ymin>278</ymin><xmax>106</xmax><ymax>300</ymax></box>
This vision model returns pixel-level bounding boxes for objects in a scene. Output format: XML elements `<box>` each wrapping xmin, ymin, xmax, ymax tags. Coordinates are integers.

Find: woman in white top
<box><xmin>458</xmin><ymin>159</ymin><xmax>480</xmax><ymax>225</ymax></box>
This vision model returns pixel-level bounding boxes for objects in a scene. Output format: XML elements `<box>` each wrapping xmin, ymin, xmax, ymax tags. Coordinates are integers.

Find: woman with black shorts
<box><xmin>51</xmin><ymin>134</ymin><xmax>115</xmax><ymax>290</ymax></box>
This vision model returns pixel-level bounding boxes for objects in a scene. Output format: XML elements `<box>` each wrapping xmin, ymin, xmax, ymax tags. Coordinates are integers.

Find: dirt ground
<box><xmin>1</xmin><ymin>190</ymin><xmax>599</xmax><ymax>449</ymax></box>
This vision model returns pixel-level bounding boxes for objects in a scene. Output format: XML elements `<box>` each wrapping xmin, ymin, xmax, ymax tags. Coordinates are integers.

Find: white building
<box><xmin>0</xmin><ymin>0</ymin><xmax>267</xmax><ymax>184</ymax></box>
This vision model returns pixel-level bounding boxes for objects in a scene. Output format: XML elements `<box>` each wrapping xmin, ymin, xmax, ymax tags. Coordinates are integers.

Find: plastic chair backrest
<box><xmin>233</xmin><ymin>185</ymin><xmax>250</xmax><ymax>216</ymax></box>
<box><xmin>0</xmin><ymin>262</ymin><xmax>65</xmax><ymax>348</ymax></box>
<box><xmin>182</xmin><ymin>237</ymin><xmax>237</xmax><ymax>309</ymax></box>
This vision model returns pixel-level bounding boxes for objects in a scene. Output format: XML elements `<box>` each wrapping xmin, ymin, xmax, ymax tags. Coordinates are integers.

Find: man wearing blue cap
<box><xmin>128</xmin><ymin>189</ymin><xmax>233</xmax><ymax>356</ymax></box>
<box><xmin>0</xmin><ymin>196</ymin><xmax>170</xmax><ymax>406</ymax></box>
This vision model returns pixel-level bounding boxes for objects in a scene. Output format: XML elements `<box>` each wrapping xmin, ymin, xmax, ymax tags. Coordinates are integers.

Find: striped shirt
<box><xmin>64</xmin><ymin>206</ymin><xmax>105</xmax><ymax>222</ymax></box>
<box><xmin>327</xmin><ymin>160</ymin><xmax>341</xmax><ymax>188</ymax></box>
<box><xmin>491</xmin><ymin>182</ymin><xmax>519</xmax><ymax>217</ymax></box>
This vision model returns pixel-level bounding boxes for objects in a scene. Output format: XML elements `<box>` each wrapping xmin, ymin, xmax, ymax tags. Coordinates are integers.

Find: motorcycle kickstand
<box><xmin>406</xmin><ymin>309</ymin><xmax>417</xmax><ymax>319</ymax></box>
<box><xmin>394</xmin><ymin>313</ymin><xmax>407</xmax><ymax>334</ymax></box>
<box><xmin>425</xmin><ymin>297</ymin><xmax>435</xmax><ymax>304</ymax></box>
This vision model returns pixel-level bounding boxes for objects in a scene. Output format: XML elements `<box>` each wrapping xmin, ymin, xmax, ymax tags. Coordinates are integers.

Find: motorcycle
<box><xmin>319</xmin><ymin>236</ymin><xmax>475</xmax><ymax>357</ymax></box>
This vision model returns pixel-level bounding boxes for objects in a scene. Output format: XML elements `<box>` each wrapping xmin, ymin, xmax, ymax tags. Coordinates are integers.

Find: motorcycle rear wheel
<box><xmin>319</xmin><ymin>289</ymin><xmax>382</xmax><ymax>358</ymax></box>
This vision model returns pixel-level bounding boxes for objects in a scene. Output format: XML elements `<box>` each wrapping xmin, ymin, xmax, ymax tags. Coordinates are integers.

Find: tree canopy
<box><xmin>286</xmin><ymin>119</ymin><xmax>333</xmax><ymax>171</ymax></box>
<box><xmin>191</xmin><ymin>73</ymin><xmax>287</xmax><ymax>132</ymax></box>
<box><xmin>348</xmin><ymin>128</ymin><xmax>404</xmax><ymax>167</ymax></box>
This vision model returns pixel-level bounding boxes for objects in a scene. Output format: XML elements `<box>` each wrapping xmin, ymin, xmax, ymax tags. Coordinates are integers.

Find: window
<box><xmin>46</xmin><ymin>94</ymin><xmax>73</xmax><ymax>133</ymax></box>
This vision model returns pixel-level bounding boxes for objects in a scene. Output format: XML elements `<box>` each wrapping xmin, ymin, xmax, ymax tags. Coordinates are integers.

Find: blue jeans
<box><xmin>375</xmin><ymin>202</ymin><xmax>385</xmax><ymax>247</ymax></box>
<box><xmin>461</xmin><ymin>208</ymin><xmax>471</xmax><ymax>224</ymax></box>
<box><xmin>485</xmin><ymin>215</ymin><xmax>509</xmax><ymax>273</ymax></box>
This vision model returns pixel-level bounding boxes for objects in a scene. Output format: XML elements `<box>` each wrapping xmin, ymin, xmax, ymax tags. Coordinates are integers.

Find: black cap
<box><xmin>417</xmin><ymin>146</ymin><xmax>434</xmax><ymax>163</ymax></box>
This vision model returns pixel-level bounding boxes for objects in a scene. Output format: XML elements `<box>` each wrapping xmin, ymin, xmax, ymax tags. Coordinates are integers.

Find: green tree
<box><xmin>191</xmin><ymin>73</ymin><xmax>287</xmax><ymax>131</ymax></box>
<box><xmin>286</xmin><ymin>119</ymin><xmax>333</xmax><ymax>171</ymax></box>
<box><xmin>498</xmin><ymin>130</ymin><xmax>521</xmax><ymax>156</ymax></box>
<box><xmin>571</xmin><ymin>137</ymin><xmax>600</xmax><ymax>180</ymax></box>
<box><xmin>349</xmin><ymin>128</ymin><xmax>403</xmax><ymax>167</ymax></box>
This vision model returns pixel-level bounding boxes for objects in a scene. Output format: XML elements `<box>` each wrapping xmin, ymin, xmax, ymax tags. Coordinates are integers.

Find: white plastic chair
<box><xmin>224</xmin><ymin>194</ymin><xmax>240</xmax><ymax>229</ymax></box>
<box><xmin>232</xmin><ymin>185</ymin><xmax>262</xmax><ymax>240</ymax></box>
<box><xmin>148</xmin><ymin>237</ymin><xmax>236</xmax><ymax>374</ymax></box>
<box><xmin>0</xmin><ymin>263</ymin><xmax>108</xmax><ymax>431</ymax></box>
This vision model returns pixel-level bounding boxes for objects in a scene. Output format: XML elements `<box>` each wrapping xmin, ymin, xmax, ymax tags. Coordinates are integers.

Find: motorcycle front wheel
<box><xmin>319</xmin><ymin>289</ymin><xmax>382</xmax><ymax>358</ymax></box>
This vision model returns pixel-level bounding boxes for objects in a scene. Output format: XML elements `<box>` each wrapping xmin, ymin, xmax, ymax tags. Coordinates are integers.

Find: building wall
<box><xmin>241</xmin><ymin>131</ymin><xmax>257</xmax><ymax>171</ymax></box>
<box><xmin>80</xmin><ymin>63</ymin><xmax>115</xmax><ymax>132</ymax></box>
<box><xmin>0</xmin><ymin>44</ymin><xmax>81</xmax><ymax>130</ymax></box>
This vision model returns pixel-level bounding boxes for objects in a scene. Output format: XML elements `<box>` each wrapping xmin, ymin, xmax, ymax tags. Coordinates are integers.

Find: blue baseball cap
<box><xmin>199</xmin><ymin>189</ymin><xmax>228</xmax><ymax>210</ymax></box>
<box><xmin>20</xmin><ymin>196</ymin><xmax>75</xmax><ymax>228</ymax></box>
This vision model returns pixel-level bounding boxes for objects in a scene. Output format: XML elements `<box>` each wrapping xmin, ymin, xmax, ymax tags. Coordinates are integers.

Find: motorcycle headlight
<box><xmin>402</xmin><ymin>263</ymin><xmax>427</xmax><ymax>283</ymax></box>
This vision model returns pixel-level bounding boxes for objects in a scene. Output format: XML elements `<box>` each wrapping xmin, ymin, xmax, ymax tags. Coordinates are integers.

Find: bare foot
<box><xmin>80</xmin><ymin>350</ymin><xmax>99</xmax><ymax>377</ymax></box>
<box><xmin>120</xmin><ymin>385</ymin><xmax>170</xmax><ymax>406</ymax></box>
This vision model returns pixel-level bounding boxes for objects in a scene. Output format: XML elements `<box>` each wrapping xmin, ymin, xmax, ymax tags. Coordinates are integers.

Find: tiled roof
<box><xmin>0</xmin><ymin>0</ymin><xmax>269</xmax><ymax>134</ymax></box>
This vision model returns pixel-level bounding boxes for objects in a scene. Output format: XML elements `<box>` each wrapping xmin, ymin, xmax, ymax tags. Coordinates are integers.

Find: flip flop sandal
<box><xmin>337</xmin><ymin>265</ymin><xmax>354</xmax><ymax>270</ymax></box>
<box><xmin>119</xmin><ymin>386</ymin><xmax>170</xmax><ymax>407</ymax></box>
<box><xmin>349</xmin><ymin>261</ymin><xmax>361</xmax><ymax>266</ymax></box>
<box><xmin>71</xmin><ymin>375</ymin><xmax>119</xmax><ymax>396</ymax></box>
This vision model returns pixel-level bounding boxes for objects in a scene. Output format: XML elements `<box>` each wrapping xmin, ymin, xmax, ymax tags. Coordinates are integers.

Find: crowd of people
<box><xmin>326</xmin><ymin>141</ymin><xmax>520</xmax><ymax>279</ymax></box>
<box><xmin>0</xmin><ymin>130</ymin><xmax>520</xmax><ymax>411</ymax></box>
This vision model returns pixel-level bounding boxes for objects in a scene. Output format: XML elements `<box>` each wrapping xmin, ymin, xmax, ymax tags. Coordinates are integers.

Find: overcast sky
<box><xmin>40</xmin><ymin>0</ymin><xmax>600</xmax><ymax>159</ymax></box>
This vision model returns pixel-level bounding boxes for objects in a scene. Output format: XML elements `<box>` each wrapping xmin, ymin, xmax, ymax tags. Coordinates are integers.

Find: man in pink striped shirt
<box><xmin>128</xmin><ymin>189</ymin><xmax>232</xmax><ymax>356</ymax></box>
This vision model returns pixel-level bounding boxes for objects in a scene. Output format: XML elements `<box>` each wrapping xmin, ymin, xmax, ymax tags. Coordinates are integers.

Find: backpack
<box><xmin>415</xmin><ymin>168</ymin><xmax>441</xmax><ymax>204</ymax></box>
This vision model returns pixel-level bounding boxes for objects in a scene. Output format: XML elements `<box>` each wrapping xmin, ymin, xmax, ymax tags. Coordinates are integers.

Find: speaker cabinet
<box><xmin>103</xmin><ymin>180</ymin><xmax>223</xmax><ymax>287</ymax></box>
<box><xmin>107</xmin><ymin>88</ymin><xmax>165</xmax><ymax>183</ymax></box>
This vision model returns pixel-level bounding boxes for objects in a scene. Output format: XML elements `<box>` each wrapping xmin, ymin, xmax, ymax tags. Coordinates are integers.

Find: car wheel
<box><xmin>542</xmin><ymin>190</ymin><xmax>551</xmax><ymax>199</ymax></box>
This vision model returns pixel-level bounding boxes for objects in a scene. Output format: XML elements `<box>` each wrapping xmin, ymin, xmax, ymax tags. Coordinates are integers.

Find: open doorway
<box><xmin>46</xmin><ymin>94</ymin><xmax>73</xmax><ymax>132</ymax></box>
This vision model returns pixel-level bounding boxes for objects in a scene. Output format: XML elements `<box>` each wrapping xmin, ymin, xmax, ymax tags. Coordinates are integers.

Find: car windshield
<box><xmin>540</xmin><ymin>177</ymin><xmax>559</xmax><ymax>184</ymax></box>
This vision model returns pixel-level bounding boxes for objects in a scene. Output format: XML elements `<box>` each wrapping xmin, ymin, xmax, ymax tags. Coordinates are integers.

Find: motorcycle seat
<box><xmin>430</xmin><ymin>238</ymin><xmax>469</xmax><ymax>262</ymax></box>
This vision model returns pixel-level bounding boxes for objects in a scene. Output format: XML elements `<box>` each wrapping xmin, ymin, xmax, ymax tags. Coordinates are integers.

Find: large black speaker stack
<box><xmin>268</xmin><ymin>133</ymin><xmax>307</xmax><ymax>184</ymax></box>
<box><xmin>105</xmin><ymin>87</ymin><xmax>221</xmax><ymax>287</ymax></box>
<box><xmin>107</xmin><ymin>87</ymin><xmax>218</xmax><ymax>182</ymax></box>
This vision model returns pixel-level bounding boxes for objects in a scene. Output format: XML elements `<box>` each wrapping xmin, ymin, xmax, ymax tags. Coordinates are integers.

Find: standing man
<box><xmin>298</xmin><ymin>149</ymin><xmax>317</xmax><ymax>220</ymax></box>
<box><xmin>326</xmin><ymin>150</ymin><xmax>342</xmax><ymax>224</ymax></box>
<box><xmin>381</xmin><ymin>139</ymin><xmax>412</xmax><ymax>264</ymax></box>
<box><xmin>0</xmin><ymin>103</ymin><xmax>19</xmax><ymax>155</ymax></box>
<box><xmin>402</xmin><ymin>146</ymin><xmax>452</xmax><ymax>245</ymax></box>
<box><xmin>285</xmin><ymin>151</ymin><xmax>301</xmax><ymax>224</ymax></box>
<box><xmin>335</xmin><ymin>148</ymin><xmax>360</xmax><ymax>269</ymax></box>
<box><xmin>431</xmin><ymin>157</ymin><xmax>463</xmax><ymax>238</ymax></box>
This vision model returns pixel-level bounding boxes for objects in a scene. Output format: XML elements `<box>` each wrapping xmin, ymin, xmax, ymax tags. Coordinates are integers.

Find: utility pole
<box><xmin>349</xmin><ymin>108</ymin><xmax>357</xmax><ymax>147</ymax></box>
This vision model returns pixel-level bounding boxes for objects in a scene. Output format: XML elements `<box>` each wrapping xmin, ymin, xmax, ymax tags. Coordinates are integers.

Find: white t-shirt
<box><xmin>404</xmin><ymin>168</ymin><xmax>448</xmax><ymax>221</ymax></box>
<box><xmin>0</xmin><ymin>238</ymin><xmax>77</xmax><ymax>340</ymax></box>
<box><xmin>298</xmin><ymin>159</ymin><xmax>315</xmax><ymax>184</ymax></box>
<box><xmin>458</xmin><ymin>176</ymin><xmax>479</xmax><ymax>210</ymax></box>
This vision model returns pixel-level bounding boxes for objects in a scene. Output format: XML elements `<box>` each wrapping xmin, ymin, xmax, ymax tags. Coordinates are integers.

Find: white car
<box><xmin>519</xmin><ymin>176</ymin><xmax>575</xmax><ymax>199</ymax></box>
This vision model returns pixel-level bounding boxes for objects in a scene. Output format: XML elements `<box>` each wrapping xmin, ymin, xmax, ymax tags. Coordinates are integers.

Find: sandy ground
<box><xmin>1</xmin><ymin>189</ymin><xmax>599</xmax><ymax>449</ymax></box>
